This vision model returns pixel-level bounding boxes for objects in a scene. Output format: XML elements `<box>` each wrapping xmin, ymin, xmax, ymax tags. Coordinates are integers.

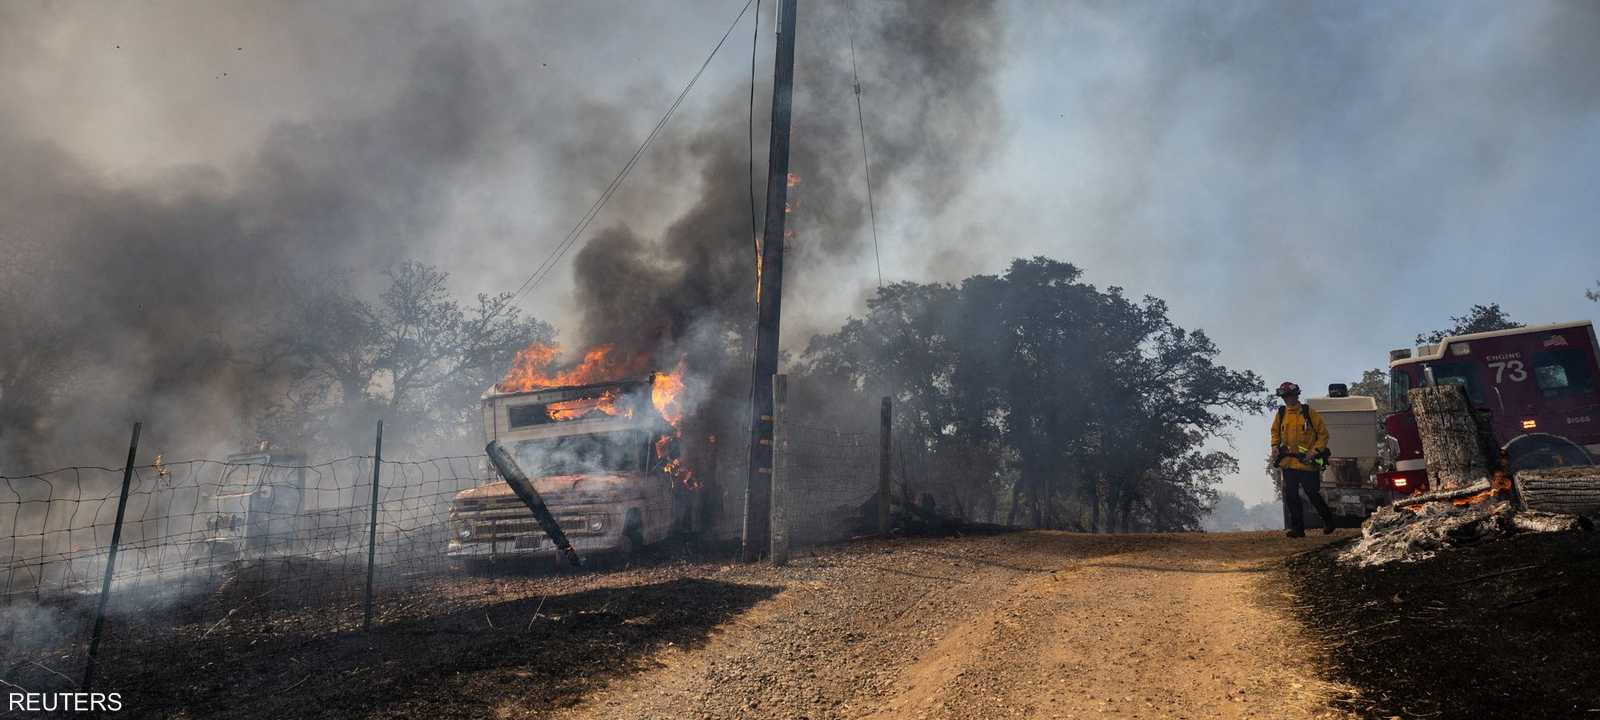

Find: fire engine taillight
<box><xmin>1393</xmin><ymin>477</ymin><xmax>1408</xmax><ymax>488</ymax></box>
<box><xmin>1522</xmin><ymin>419</ymin><xmax>1537</xmax><ymax>430</ymax></box>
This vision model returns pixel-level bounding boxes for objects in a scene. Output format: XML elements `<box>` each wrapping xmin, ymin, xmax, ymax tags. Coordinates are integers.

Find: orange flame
<box><xmin>651</xmin><ymin>360</ymin><xmax>687</xmax><ymax>425</ymax></box>
<box><xmin>496</xmin><ymin>343</ymin><xmax>648</xmax><ymax>394</ymax></box>
<box><xmin>494</xmin><ymin>343</ymin><xmax>702</xmax><ymax>490</ymax></box>
<box><xmin>545</xmin><ymin>390</ymin><xmax>621</xmax><ymax>421</ymax></box>
<box><xmin>651</xmin><ymin>360</ymin><xmax>697</xmax><ymax>489</ymax></box>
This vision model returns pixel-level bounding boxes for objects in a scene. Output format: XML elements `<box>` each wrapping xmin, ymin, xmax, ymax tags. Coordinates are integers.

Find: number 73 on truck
<box><xmin>1379</xmin><ymin>320</ymin><xmax>1600</xmax><ymax>494</ymax></box>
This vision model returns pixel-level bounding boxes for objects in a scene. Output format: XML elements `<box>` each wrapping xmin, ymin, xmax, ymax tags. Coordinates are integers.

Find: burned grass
<box><xmin>1284</xmin><ymin>529</ymin><xmax>1600</xmax><ymax>718</ymax></box>
<box><xmin>7</xmin><ymin>557</ymin><xmax>778</xmax><ymax>719</ymax></box>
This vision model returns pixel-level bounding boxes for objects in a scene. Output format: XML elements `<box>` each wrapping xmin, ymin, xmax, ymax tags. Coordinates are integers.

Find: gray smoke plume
<box><xmin>0</xmin><ymin>11</ymin><xmax>518</xmax><ymax>469</ymax></box>
<box><xmin>571</xmin><ymin>0</ymin><xmax>1005</xmax><ymax>376</ymax></box>
<box><xmin>0</xmin><ymin>0</ymin><xmax>1008</xmax><ymax>474</ymax></box>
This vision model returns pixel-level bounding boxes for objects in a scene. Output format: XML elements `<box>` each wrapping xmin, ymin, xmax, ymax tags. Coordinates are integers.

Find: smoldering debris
<box><xmin>1339</xmin><ymin>500</ymin><xmax>1589</xmax><ymax>567</ymax></box>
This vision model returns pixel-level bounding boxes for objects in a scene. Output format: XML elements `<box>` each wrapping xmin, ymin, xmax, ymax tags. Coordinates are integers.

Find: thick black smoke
<box><xmin>571</xmin><ymin>0</ymin><xmax>1005</xmax><ymax>375</ymax></box>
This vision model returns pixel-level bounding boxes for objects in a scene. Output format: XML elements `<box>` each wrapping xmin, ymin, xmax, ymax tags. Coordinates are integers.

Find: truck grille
<box><xmin>466</xmin><ymin>512</ymin><xmax>597</xmax><ymax>541</ymax></box>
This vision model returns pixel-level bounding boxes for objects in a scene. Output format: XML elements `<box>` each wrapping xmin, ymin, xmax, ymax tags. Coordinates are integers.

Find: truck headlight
<box><xmin>456</xmin><ymin>522</ymin><xmax>473</xmax><ymax>540</ymax></box>
<box><xmin>588</xmin><ymin>515</ymin><xmax>607</xmax><ymax>533</ymax></box>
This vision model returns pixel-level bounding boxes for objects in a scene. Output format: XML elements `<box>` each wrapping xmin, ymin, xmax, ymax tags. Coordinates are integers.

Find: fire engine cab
<box><xmin>1380</xmin><ymin>320</ymin><xmax>1600</xmax><ymax>494</ymax></box>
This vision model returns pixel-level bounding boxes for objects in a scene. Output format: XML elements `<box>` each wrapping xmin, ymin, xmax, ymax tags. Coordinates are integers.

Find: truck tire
<box><xmin>1506</xmin><ymin>434</ymin><xmax>1593</xmax><ymax>473</ymax></box>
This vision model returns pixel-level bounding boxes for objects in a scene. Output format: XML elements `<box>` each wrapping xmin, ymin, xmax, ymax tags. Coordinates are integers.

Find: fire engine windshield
<box><xmin>1428</xmin><ymin>362</ymin><xmax>1484</xmax><ymax>404</ymax></box>
<box><xmin>513</xmin><ymin>431</ymin><xmax>646</xmax><ymax>476</ymax></box>
<box><xmin>1534</xmin><ymin>349</ymin><xmax>1597</xmax><ymax>397</ymax></box>
<box><xmin>1389</xmin><ymin>369</ymin><xmax>1413</xmax><ymax>410</ymax></box>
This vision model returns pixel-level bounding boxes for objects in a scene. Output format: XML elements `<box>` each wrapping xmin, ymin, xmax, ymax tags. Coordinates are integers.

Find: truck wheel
<box><xmin>1506</xmin><ymin>434</ymin><xmax>1593</xmax><ymax>473</ymax></box>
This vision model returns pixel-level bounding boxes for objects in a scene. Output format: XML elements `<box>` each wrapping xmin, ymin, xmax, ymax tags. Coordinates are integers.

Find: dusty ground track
<box><xmin>549</xmin><ymin>531</ymin><xmax>1352</xmax><ymax>720</ymax></box>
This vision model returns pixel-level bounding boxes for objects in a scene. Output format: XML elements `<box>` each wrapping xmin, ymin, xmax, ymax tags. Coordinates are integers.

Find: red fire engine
<box><xmin>1379</xmin><ymin>320</ymin><xmax>1600</xmax><ymax>494</ymax></box>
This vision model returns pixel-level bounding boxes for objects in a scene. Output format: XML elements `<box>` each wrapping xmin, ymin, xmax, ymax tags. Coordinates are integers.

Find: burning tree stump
<box><xmin>1408</xmin><ymin>385</ymin><xmax>1493</xmax><ymax>492</ymax></box>
<box><xmin>1514</xmin><ymin>466</ymin><xmax>1600</xmax><ymax>517</ymax></box>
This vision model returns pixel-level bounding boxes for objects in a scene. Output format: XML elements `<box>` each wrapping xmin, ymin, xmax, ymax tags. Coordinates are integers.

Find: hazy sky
<box><xmin>3</xmin><ymin>1</ymin><xmax>1597</xmax><ymax>501</ymax></box>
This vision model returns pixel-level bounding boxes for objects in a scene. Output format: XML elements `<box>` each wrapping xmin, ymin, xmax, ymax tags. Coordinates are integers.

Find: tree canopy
<box><xmin>797</xmin><ymin>257</ymin><xmax>1269</xmax><ymax>532</ymax></box>
<box><xmin>1415</xmin><ymin>303</ymin><xmax>1522</xmax><ymax>344</ymax></box>
<box><xmin>257</xmin><ymin>261</ymin><xmax>552</xmax><ymax>456</ymax></box>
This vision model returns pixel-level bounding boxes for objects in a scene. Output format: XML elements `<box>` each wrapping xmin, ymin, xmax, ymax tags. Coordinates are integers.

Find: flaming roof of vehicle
<box><xmin>481</xmin><ymin>375</ymin><xmax>654</xmax><ymax>401</ymax></box>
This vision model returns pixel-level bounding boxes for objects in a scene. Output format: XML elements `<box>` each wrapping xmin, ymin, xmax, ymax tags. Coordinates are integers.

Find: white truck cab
<box><xmin>445</xmin><ymin>376</ymin><xmax>685</xmax><ymax>567</ymax></box>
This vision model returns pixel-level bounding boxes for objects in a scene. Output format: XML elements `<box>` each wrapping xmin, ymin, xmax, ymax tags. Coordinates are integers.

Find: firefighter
<box><xmin>1271</xmin><ymin>381</ymin><xmax>1334</xmax><ymax>537</ymax></box>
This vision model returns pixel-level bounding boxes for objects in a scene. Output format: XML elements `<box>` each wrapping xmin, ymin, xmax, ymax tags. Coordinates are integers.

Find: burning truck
<box><xmin>445</xmin><ymin>346</ymin><xmax>699</xmax><ymax>569</ymax></box>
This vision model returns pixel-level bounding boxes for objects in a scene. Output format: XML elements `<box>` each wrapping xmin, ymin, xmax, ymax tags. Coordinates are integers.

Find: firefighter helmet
<box><xmin>1275</xmin><ymin>381</ymin><xmax>1301</xmax><ymax>398</ymax></box>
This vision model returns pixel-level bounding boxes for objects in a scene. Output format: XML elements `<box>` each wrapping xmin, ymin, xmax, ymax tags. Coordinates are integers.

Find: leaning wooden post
<box><xmin>83</xmin><ymin>421</ymin><xmax>141</xmax><ymax>689</ymax></box>
<box><xmin>770</xmin><ymin>375</ymin><xmax>790</xmax><ymax>566</ymax></box>
<box><xmin>485</xmin><ymin>440</ymin><xmax>582</xmax><ymax>567</ymax></box>
<box><xmin>1409</xmin><ymin>385</ymin><xmax>1491</xmax><ymax>492</ymax></box>
<box><xmin>878</xmin><ymin>397</ymin><xmax>891</xmax><ymax>535</ymax></box>
<box><xmin>363</xmin><ymin>420</ymin><xmax>382</xmax><ymax>631</ymax></box>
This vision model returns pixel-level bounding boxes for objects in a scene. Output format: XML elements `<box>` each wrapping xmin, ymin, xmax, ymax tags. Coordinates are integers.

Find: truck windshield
<box><xmin>1533</xmin><ymin>348</ymin><xmax>1597</xmax><ymax>398</ymax></box>
<box><xmin>1428</xmin><ymin>362</ymin><xmax>1484</xmax><ymax>404</ymax></box>
<box><xmin>1389</xmin><ymin>369</ymin><xmax>1412</xmax><ymax>411</ymax></box>
<box><xmin>513</xmin><ymin>432</ymin><xmax>645</xmax><ymax>476</ymax></box>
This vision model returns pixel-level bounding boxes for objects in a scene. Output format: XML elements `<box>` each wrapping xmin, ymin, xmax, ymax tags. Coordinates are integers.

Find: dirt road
<box><xmin>85</xmin><ymin>531</ymin><xmax>1355</xmax><ymax>718</ymax></box>
<box><xmin>551</xmin><ymin>531</ymin><xmax>1353</xmax><ymax>720</ymax></box>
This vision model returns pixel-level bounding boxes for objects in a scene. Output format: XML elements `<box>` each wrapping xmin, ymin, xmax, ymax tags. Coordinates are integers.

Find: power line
<box><xmin>845</xmin><ymin>0</ymin><xmax>883</xmax><ymax>289</ymax></box>
<box><xmin>749</xmin><ymin>0</ymin><xmax>762</xmax><ymax>254</ymax></box>
<box><xmin>513</xmin><ymin>0</ymin><xmax>758</xmax><ymax>302</ymax></box>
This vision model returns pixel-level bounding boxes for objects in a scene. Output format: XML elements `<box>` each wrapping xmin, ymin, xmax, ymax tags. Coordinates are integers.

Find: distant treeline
<box><xmin>794</xmin><ymin>257</ymin><xmax>1270</xmax><ymax>533</ymax></box>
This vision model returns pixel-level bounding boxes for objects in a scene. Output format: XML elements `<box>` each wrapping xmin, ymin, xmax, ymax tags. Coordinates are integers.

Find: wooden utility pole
<box><xmin>742</xmin><ymin>0</ymin><xmax>798</xmax><ymax>562</ymax></box>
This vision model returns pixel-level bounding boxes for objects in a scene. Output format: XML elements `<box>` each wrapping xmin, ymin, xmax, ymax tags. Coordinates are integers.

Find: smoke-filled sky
<box><xmin>2</xmin><ymin>0</ymin><xmax>1597</xmax><ymax>501</ymax></box>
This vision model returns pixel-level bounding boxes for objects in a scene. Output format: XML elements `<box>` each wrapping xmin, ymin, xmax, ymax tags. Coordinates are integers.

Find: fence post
<box><xmin>770</xmin><ymin>375</ymin><xmax>789</xmax><ymax>566</ymax></box>
<box><xmin>363</xmin><ymin>420</ymin><xmax>382</xmax><ymax>631</ymax></box>
<box><xmin>879</xmin><ymin>397</ymin><xmax>891</xmax><ymax>536</ymax></box>
<box><xmin>83</xmin><ymin>421</ymin><xmax>141</xmax><ymax>689</ymax></box>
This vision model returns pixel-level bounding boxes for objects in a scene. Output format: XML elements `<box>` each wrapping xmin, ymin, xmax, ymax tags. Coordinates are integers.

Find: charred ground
<box><xmin>11</xmin><ymin>531</ymin><xmax>1363</xmax><ymax>719</ymax></box>
<box><xmin>12</xmin><ymin>555</ymin><xmax>781</xmax><ymax>719</ymax></box>
<box><xmin>1284</xmin><ymin>529</ymin><xmax>1600</xmax><ymax>718</ymax></box>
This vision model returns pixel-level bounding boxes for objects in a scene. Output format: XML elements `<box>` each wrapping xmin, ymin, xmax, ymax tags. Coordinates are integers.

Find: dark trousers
<box><xmin>1283</xmin><ymin>467</ymin><xmax>1333</xmax><ymax>531</ymax></box>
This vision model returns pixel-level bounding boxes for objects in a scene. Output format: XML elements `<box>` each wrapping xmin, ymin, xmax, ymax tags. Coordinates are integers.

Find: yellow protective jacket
<box><xmin>1270</xmin><ymin>403</ymin><xmax>1328</xmax><ymax>472</ymax></box>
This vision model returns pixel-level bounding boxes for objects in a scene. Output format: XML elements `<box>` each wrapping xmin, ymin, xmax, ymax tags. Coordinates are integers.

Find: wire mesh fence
<box><xmin>0</xmin><ymin>430</ymin><xmax>888</xmax><ymax>617</ymax></box>
<box><xmin>776</xmin><ymin>423</ymin><xmax>881</xmax><ymax>546</ymax></box>
<box><xmin>0</xmin><ymin>395</ymin><xmax>891</xmax><ymax>688</ymax></box>
<box><xmin>1</xmin><ymin>455</ymin><xmax>485</xmax><ymax>605</ymax></box>
<box><xmin>1</xmin><ymin>453</ymin><xmax>490</xmax><ymax>677</ymax></box>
